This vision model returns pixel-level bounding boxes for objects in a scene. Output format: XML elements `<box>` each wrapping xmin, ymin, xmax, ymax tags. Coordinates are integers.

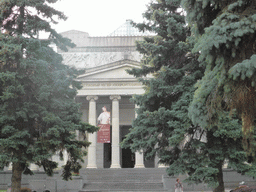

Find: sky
<box><xmin>51</xmin><ymin>0</ymin><xmax>151</xmax><ymax>37</ymax></box>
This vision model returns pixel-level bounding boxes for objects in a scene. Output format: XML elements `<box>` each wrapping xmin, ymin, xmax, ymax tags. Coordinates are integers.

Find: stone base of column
<box><xmin>158</xmin><ymin>163</ymin><xmax>168</xmax><ymax>168</ymax></box>
<box><xmin>86</xmin><ymin>164</ymin><xmax>97</xmax><ymax>169</ymax></box>
<box><xmin>110</xmin><ymin>164</ymin><xmax>121</xmax><ymax>168</ymax></box>
<box><xmin>30</xmin><ymin>163</ymin><xmax>39</xmax><ymax>171</ymax></box>
<box><xmin>134</xmin><ymin>151</ymin><xmax>145</xmax><ymax>168</ymax></box>
<box><xmin>134</xmin><ymin>164</ymin><xmax>145</xmax><ymax>168</ymax></box>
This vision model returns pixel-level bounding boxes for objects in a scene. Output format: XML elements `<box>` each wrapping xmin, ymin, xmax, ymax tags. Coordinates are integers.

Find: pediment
<box><xmin>77</xmin><ymin>59</ymin><xmax>140</xmax><ymax>81</ymax></box>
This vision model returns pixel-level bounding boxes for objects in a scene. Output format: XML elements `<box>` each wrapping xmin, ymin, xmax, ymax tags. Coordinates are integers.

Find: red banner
<box><xmin>97</xmin><ymin>124</ymin><xmax>111</xmax><ymax>143</ymax></box>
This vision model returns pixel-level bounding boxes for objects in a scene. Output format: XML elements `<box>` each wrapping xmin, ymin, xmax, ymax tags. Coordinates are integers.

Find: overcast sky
<box><xmin>51</xmin><ymin>0</ymin><xmax>151</xmax><ymax>36</ymax></box>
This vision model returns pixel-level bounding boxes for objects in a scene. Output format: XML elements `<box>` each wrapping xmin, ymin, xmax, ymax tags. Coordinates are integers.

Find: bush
<box><xmin>21</xmin><ymin>187</ymin><xmax>32</xmax><ymax>192</ymax></box>
<box><xmin>231</xmin><ymin>186</ymin><xmax>256</xmax><ymax>192</ymax></box>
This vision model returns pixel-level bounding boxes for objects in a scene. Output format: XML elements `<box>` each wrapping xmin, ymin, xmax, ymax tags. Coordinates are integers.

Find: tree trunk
<box><xmin>11</xmin><ymin>162</ymin><xmax>24</xmax><ymax>192</ymax></box>
<box><xmin>213</xmin><ymin>162</ymin><xmax>225</xmax><ymax>192</ymax></box>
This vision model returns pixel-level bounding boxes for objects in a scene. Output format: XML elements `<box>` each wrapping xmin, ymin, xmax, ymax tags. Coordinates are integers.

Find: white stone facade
<box><xmin>58</xmin><ymin>29</ymin><xmax>157</xmax><ymax>169</ymax></box>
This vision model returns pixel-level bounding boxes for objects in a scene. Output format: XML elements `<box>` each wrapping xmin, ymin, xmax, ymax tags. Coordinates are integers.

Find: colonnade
<box><xmin>86</xmin><ymin>95</ymin><xmax>144</xmax><ymax>168</ymax></box>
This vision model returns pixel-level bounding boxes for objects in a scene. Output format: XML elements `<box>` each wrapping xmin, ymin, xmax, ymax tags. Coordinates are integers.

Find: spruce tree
<box><xmin>122</xmin><ymin>0</ymin><xmax>256</xmax><ymax>191</ymax></box>
<box><xmin>182</xmin><ymin>0</ymin><xmax>256</xmax><ymax>152</ymax></box>
<box><xmin>0</xmin><ymin>1</ymin><xmax>98</xmax><ymax>191</ymax></box>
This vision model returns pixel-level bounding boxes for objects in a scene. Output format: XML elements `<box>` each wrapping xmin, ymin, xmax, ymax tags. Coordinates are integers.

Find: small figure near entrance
<box><xmin>7</xmin><ymin>183</ymin><xmax>11</xmax><ymax>192</ymax></box>
<box><xmin>98</xmin><ymin>106</ymin><xmax>110</xmax><ymax>124</ymax></box>
<box><xmin>175</xmin><ymin>178</ymin><xmax>183</xmax><ymax>192</ymax></box>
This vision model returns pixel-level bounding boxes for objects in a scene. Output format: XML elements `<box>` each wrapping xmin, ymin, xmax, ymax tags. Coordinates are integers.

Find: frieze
<box><xmin>64</xmin><ymin>47</ymin><xmax>137</xmax><ymax>53</ymax></box>
<box><xmin>82</xmin><ymin>82</ymin><xmax>142</xmax><ymax>87</ymax></box>
<box><xmin>61</xmin><ymin>52</ymin><xmax>142</xmax><ymax>69</ymax></box>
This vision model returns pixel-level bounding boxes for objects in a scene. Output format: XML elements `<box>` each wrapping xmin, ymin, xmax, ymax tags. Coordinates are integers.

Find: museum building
<box><xmin>59</xmin><ymin>20</ymin><xmax>159</xmax><ymax>169</ymax></box>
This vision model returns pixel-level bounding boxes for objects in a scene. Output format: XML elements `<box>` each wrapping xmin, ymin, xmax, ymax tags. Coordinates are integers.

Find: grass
<box><xmin>0</xmin><ymin>190</ymin><xmax>7</xmax><ymax>192</ymax></box>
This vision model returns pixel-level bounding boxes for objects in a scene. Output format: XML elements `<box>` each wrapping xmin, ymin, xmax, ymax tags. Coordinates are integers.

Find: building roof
<box><xmin>108</xmin><ymin>19</ymin><xmax>150</xmax><ymax>36</ymax></box>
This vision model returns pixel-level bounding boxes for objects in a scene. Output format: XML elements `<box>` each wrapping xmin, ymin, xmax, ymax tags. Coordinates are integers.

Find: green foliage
<box><xmin>122</xmin><ymin>0</ymin><xmax>256</xmax><ymax>191</ymax></box>
<box><xmin>229</xmin><ymin>54</ymin><xmax>256</xmax><ymax>82</ymax></box>
<box><xmin>0</xmin><ymin>0</ymin><xmax>98</xmax><ymax>189</ymax></box>
<box><xmin>182</xmin><ymin>0</ymin><xmax>256</xmax><ymax>143</ymax></box>
<box><xmin>20</xmin><ymin>188</ymin><xmax>31</xmax><ymax>192</ymax></box>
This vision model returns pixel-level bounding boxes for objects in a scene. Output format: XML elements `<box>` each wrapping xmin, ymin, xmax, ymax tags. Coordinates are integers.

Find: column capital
<box><xmin>110</xmin><ymin>95</ymin><xmax>121</xmax><ymax>101</ymax></box>
<box><xmin>86</xmin><ymin>95</ymin><xmax>98</xmax><ymax>101</ymax></box>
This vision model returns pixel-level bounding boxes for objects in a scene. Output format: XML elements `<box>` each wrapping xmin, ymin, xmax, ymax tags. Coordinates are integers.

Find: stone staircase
<box><xmin>79</xmin><ymin>168</ymin><xmax>168</xmax><ymax>192</ymax></box>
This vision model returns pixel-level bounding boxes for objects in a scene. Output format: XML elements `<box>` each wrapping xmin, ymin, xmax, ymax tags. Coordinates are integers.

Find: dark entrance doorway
<box><xmin>121</xmin><ymin>146</ymin><xmax>135</xmax><ymax>168</ymax></box>
<box><xmin>103</xmin><ymin>125</ymin><xmax>112</xmax><ymax>168</ymax></box>
<box><xmin>121</xmin><ymin>126</ymin><xmax>135</xmax><ymax>168</ymax></box>
<box><xmin>103</xmin><ymin>143</ymin><xmax>111</xmax><ymax>168</ymax></box>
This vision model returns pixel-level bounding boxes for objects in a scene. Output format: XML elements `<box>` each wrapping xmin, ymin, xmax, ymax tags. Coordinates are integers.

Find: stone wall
<box><xmin>1</xmin><ymin>169</ymin><xmax>256</xmax><ymax>192</ymax></box>
<box><xmin>59</xmin><ymin>30</ymin><xmax>144</xmax><ymax>49</ymax></box>
<box><xmin>0</xmin><ymin>171</ymin><xmax>83</xmax><ymax>192</ymax></box>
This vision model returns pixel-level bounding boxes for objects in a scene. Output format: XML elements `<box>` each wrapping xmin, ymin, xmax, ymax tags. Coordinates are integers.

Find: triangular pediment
<box><xmin>77</xmin><ymin>59</ymin><xmax>140</xmax><ymax>81</ymax></box>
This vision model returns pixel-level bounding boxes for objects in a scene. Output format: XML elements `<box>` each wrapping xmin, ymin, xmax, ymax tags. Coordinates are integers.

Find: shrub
<box><xmin>231</xmin><ymin>186</ymin><xmax>256</xmax><ymax>192</ymax></box>
<box><xmin>21</xmin><ymin>187</ymin><xmax>32</xmax><ymax>192</ymax></box>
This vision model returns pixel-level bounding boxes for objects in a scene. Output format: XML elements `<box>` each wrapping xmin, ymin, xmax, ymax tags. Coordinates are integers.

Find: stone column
<box><xmin>63</xmin><ymin>150</ymin><xmax>68</xmax><ymax>165</ymax></box>
<box><xmin>134</xmin><ymin>105</ymin><xmax>145</xmax><ymax>168</ymax></box>
<box><xmin>135</xmin><ymin>150</ymin><xmax>145</xmax><ymax>168</ymax></box>
<box><xmin>155</xmin><ymin>154</ymin><xmax>168</xmax><ymax>168</ymax></box>
<box><xmin>86</xmin><ymin>96</ymin><xmax>98</xmax><ymax>168</ymax></box>
<box><xmin>110</xmin><ymin>95</ymin><xmax>121</xmax><ymax>168</ymax></box>
<box><xmin>76</xmin><ymin>130</ymin><xmax>79</xmax><ymax>140</ymax></box>
<box><xmin>7</xmin><ymin>163</ymin><xmax>12</xmax><ymax>171</ymax></box>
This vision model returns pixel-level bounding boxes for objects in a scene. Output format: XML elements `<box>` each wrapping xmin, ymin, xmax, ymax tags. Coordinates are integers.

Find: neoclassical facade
<box><xmin>59</xmin><ymin>21</ymin><xmax>158</xmax><ymax>169</ymax></box>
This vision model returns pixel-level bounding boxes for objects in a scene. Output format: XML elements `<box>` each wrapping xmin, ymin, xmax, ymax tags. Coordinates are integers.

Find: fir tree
<box><xmin>0</xmin><ymin>1</ymin><xmax>98</xmax><ymax>191</ymax></box>
<box><xmin>182</xmin><ymin>0</ymin><xmax>256</xmax><ymax>153</ymax></box>
<box><xmin>122</xmin><ymin>0</ymin><xmax>256</xmax><ymax>191</ymax></box>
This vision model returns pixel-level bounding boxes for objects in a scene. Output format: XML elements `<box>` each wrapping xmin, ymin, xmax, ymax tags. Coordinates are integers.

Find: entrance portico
<box><xmin>75</xmin><ymin>60</ymin><xmax>146</xmax><ymax>168</ymax></box>
<box><xmin>59</xmin><ymin>23</ymin><xmax>156</xmax><ymax>169</ymax></box>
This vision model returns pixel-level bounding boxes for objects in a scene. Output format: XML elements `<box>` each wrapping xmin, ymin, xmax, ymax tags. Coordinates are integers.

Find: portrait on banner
<box><xmin>97</xmin><ymin>105</ymin><xmax>111</xmax><ymax>143</ymax></box>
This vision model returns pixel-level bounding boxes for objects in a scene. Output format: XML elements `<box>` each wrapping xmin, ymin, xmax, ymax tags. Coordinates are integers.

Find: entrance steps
<box><xmin>79</xmin><ymin>168</ymin><xmax>168</xmax><ymax>192</ymax></box>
